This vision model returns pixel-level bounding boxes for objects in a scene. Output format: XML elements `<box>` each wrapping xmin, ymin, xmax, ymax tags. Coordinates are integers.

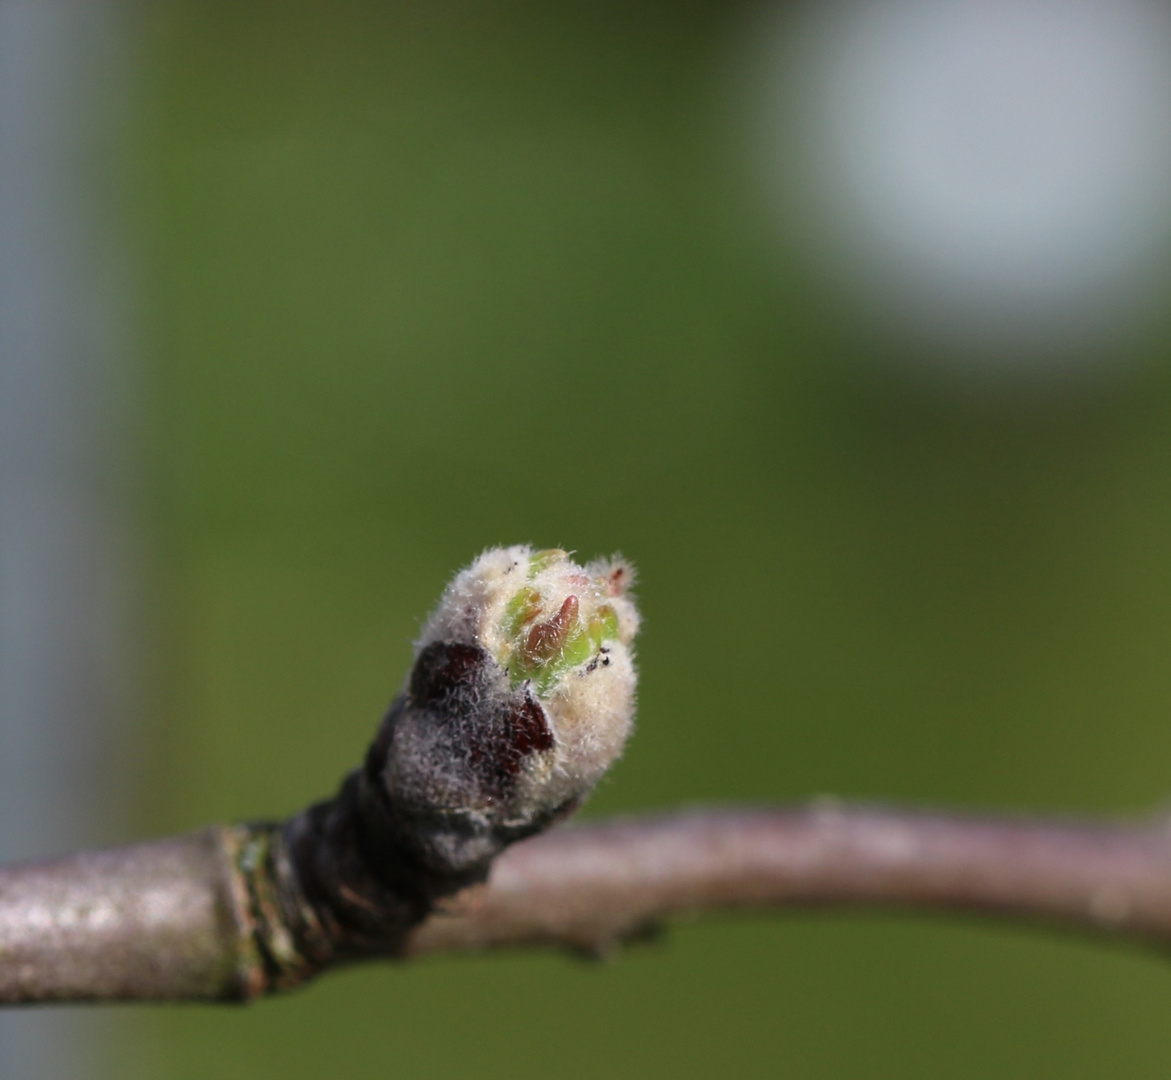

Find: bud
<box><xmin>374</xmin><ymin>545</ymin><xmax>639</xmax><ymax>878</ymax></box>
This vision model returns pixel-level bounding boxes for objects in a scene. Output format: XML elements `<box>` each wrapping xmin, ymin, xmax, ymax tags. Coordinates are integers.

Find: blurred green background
<box><xmin>122</xmin><ymin>2</ymin><xmax>1171</xmax><ymax>1076</ymax></box>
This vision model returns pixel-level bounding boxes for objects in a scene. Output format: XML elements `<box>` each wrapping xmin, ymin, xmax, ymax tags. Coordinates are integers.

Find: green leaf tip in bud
<box><xmin>376</xmin><ymin>545</ymin><xmax>639</xmax><ymax>878</ymax></box>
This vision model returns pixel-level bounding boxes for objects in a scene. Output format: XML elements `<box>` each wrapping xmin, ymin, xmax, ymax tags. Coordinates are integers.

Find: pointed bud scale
<box><xmin>521</xmin><ymin>594</ymin><xmax>580</xmax><ymax>667</ymax></box>
<box><xmin>374</xmin><ymin>545</ymin><xmax>639</xmax><ymax>877</ymax></box>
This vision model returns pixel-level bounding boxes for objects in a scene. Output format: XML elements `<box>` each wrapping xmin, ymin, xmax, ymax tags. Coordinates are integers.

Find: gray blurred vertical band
<box><xmin>0</xmin><ymin>0</ymin><xmax>131</xmax><ymax>1076</ymax></box>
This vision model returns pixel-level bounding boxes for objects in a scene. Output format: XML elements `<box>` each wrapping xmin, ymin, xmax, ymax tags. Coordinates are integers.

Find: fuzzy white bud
<box><xmin>375</xmin><ymin>546</ymin><xmax>639</xmax><ymax>876</ymax></box>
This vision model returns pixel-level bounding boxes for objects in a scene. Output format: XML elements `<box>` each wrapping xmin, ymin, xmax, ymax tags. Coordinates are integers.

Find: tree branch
<box><xmin>405</xmin><ymin>804</ymin><xmax>1171</xmax><ymax>955</ymax></box>
<box><xmin>4</xmin><ymin>801</ymin><xmax>1171</xmax><ymax>1004</ymax></box>
<box><xmin>4</xmin><ymin>551</ymin><xmax>1167</xmax><ymax>1004</ymax></box>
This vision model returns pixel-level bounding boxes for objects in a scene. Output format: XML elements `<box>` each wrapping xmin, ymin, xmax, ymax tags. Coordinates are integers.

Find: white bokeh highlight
<box><xmin>750</xmin><ymin>0</ymin><xmax>1171</xmax><ymax>375</ymax></box>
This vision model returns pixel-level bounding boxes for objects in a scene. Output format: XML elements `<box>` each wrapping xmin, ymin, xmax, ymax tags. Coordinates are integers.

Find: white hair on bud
<box><xmin>413</xmin><ymin>544</ymin><xmax>639</xmax><ymax>818</ymax></box>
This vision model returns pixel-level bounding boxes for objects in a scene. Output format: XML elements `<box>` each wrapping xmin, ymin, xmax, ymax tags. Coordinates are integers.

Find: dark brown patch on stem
<box><xmin>410</xmin><ymin>641</ymin><xmax>489</xmax><ymax>711</ymax></box>
<box><xmin>501</xmin><ymin>693</ymin><xmax>554</xmax><ymax>773</ymax></box>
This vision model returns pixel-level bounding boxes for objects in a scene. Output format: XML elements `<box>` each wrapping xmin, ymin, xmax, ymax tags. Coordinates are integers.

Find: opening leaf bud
<box><xmin>374</xmin><ymin>545</ymin><xmax>639</xmax><ymax>877</ymax></box>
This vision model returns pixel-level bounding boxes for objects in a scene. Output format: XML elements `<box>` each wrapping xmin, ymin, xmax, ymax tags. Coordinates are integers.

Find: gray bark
<box><xmin>4</xmin><ymin>803</ymin><xmax>1171</xmax><ymax>1004</ymax></box>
